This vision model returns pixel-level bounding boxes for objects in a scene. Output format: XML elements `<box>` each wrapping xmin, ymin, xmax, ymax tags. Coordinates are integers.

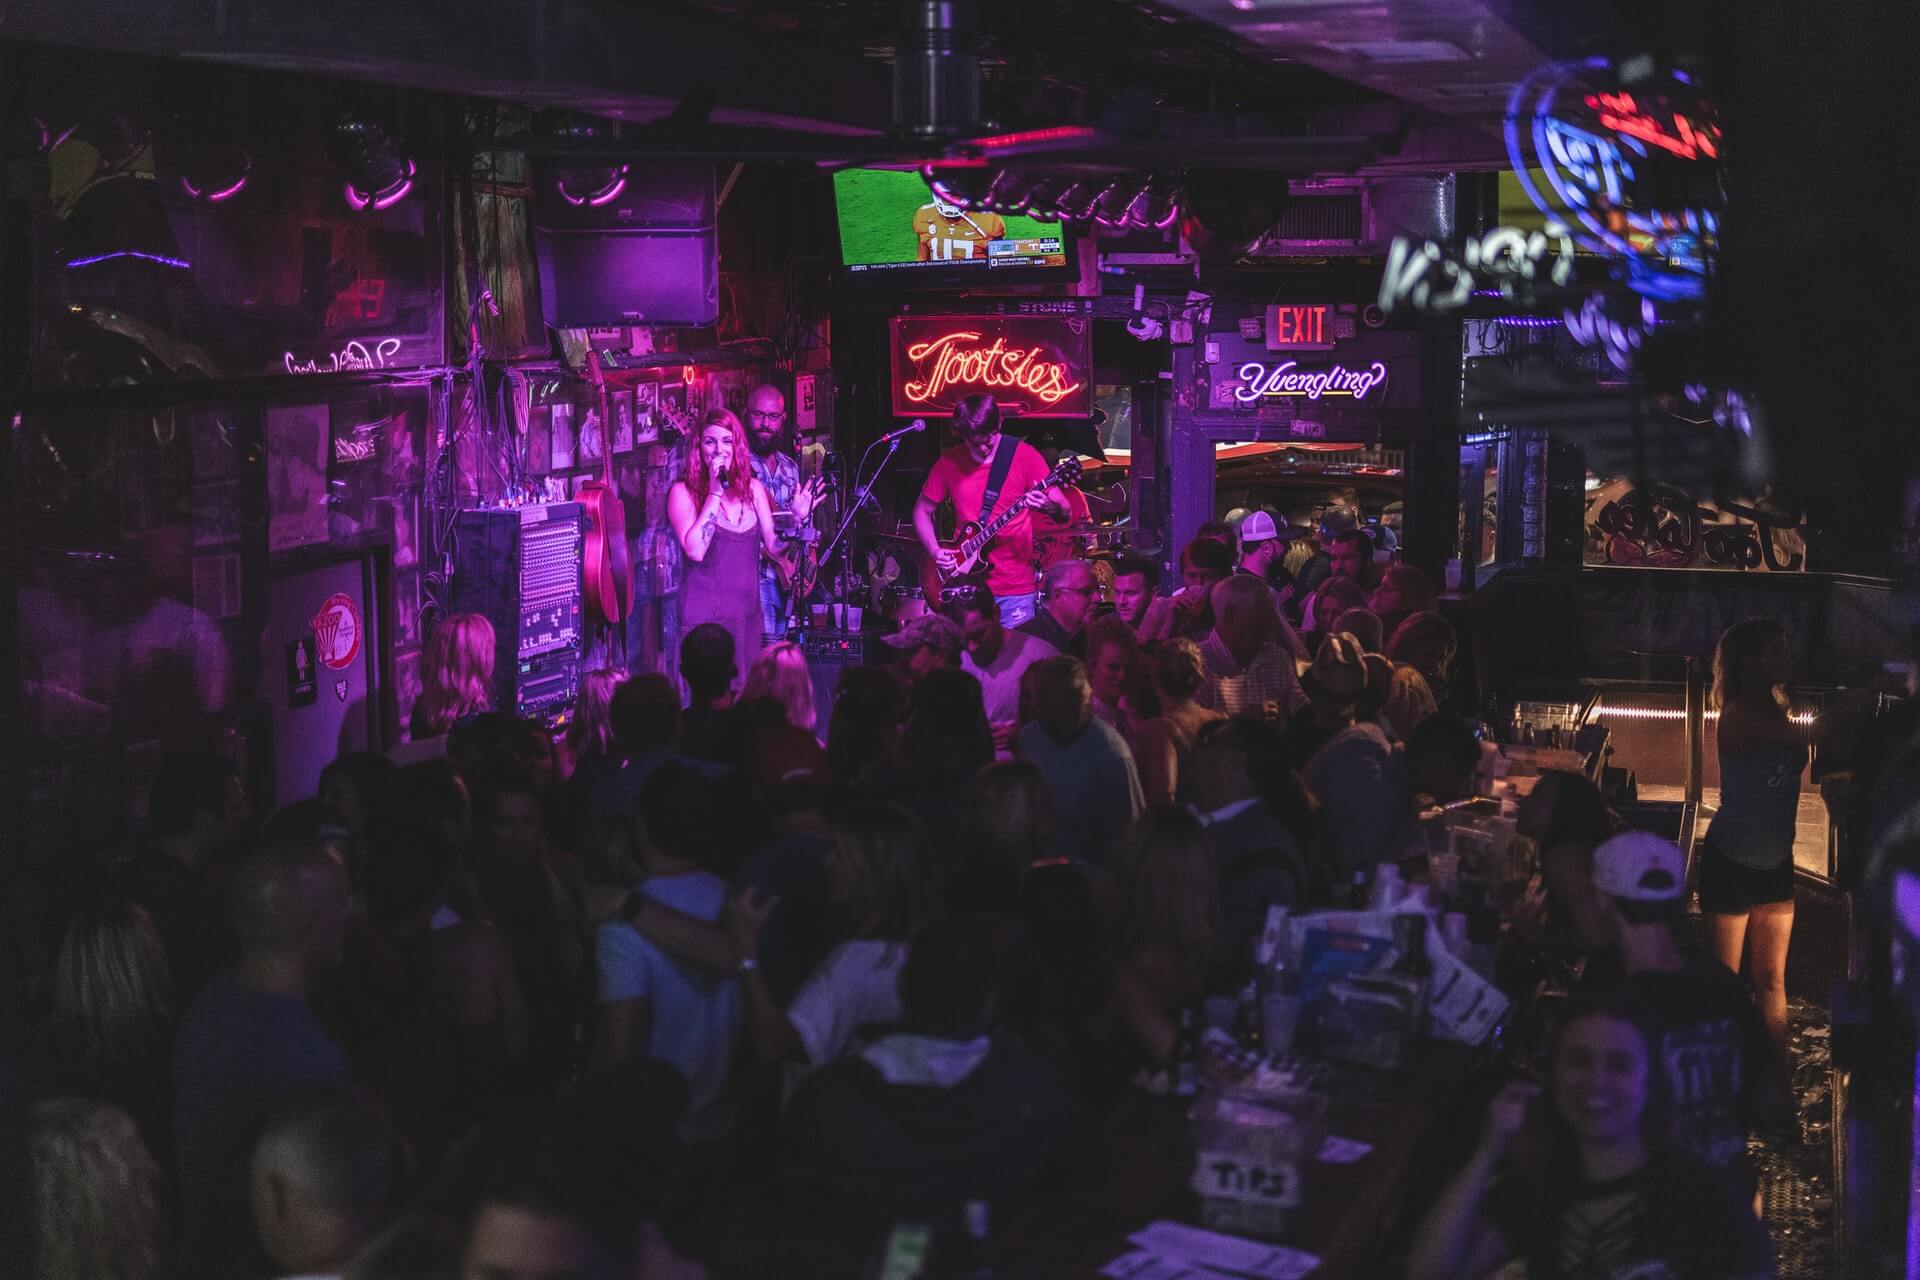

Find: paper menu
<box><xmin>1125</xmin><ymin>1221</ymin><xmax>1321</xmax><ymax>1280</ymax></box>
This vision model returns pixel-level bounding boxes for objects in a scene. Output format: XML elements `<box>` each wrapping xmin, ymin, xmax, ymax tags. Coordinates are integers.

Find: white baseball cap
<box><xmin>1592</xmin><ymin>831</ymin><xmax>1687</xmax><ymax>902</ymax></box>
<box><xmin>1239</xmin><ymin>511</ymin><xmax>1281</xmax><ymax>545</ymax></box>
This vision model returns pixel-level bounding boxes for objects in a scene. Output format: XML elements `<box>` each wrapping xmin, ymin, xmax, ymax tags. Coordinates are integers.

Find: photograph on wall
<box><xmin>524</xmin><ymin>404</ymin><xmax>552</xmax><ymax>476</ymax></box>
<box><xmin>616</xmin><ymin>456</ymin><xmax>647</xmax><ymax>509</ymax></box>
<box><xmin>611</xmin><ymin>390</ymin><xmax>635</xmax><ymax>454</ymax></box>
<box><xmin>193</xmin><ymin>482</ymin><xmax>241</xmax><ymax>546</ymax></box>
<box><xmin>190</xmin><ymin>409</ymin><xmax>239</xmax><ymax>481</ymax></box>
<box><xmin>392</xmin><ymin>491</ymin><xmax>419</xmax><ymax>569</ymax></box>
<box><xmin>394</xmin><ymin>569</ymin><xmax>422</xmax><ymax>648</ymax></box>
<box><xmin>395</xmin><ymin>650</ymin><xmax>423</xmax><ymax>739</ymax></box>
<box><xmin>633</xmin><ymin>382</ymin><xmax>660</xmax><ymax>446</ymax></box>
<box><xmin>659</xmin><ymin>383</ymin><xmax>687</xmax><ymax>437</ymax></box>
<box><xmin>266</xmin><ymin>403</ymin><xmax>330</xmax><ymax>552</ymax></box>
<box><xmin>543</xmin><ymin>475</ymin><xmax>569</xmax><ymax>503</ymax></box>
<box><xmin>387</xmin><ymin>399</ymin><xmax>424</xmax><ymax>488</ymax></box>
<box><xmin>550</xmin><ymin>402</ymin><xmax>577</xmax><ymax>470</ymax></box>
<box><xmin>328</xmin><ymin>400</ymin><xmax>399</xmax><ymax>541</ymax></box>
<box><xmin>578</xmin><ymin>401</ymin><xmax>605</xmax><ymax>466</ymax></box>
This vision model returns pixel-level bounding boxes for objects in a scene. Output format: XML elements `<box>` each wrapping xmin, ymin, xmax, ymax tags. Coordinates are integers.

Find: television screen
<box><xmin>833</xmin><ymin>169</ymin><xmax>1071</xmax><ymax>276</ymax></box>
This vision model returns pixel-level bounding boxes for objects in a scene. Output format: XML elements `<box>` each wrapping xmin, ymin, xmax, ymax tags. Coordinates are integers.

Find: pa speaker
<box><xmin>531</xmin><ymin>162</ymin><xmax>719</xmax><ymax>328</ymax></box>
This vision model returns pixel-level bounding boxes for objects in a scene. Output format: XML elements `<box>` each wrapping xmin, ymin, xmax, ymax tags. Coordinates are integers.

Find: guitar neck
<box><xmin>965</xmin><ymin>485</ymin><xmax>1041</xmax><ymax>555</ymax></box>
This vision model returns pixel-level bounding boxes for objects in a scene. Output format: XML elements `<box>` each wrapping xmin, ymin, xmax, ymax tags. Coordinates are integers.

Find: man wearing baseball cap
<box><xmin>1235</xmin><ymin>510</ymin><xmax>1285</xmax><ymax>580</ymax></box>
<box><xmin>881</xmin><ymin>614</ymin><xmax>964</xmax><ymax>688</ymax></box>
<box><xmin>1594</xmin><ymin>832</ymin><xmax>1789</xmax><ymax>1201</ymax></box>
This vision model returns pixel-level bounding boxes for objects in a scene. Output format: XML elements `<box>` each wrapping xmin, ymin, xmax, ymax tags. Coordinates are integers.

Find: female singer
<box><xmin>669</xmin><ymin>409</ymin><xmax>780</xmax><ymax>676</ymax></box>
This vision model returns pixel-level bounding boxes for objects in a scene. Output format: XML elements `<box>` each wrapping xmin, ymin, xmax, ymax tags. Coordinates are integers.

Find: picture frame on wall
<box><xmin>267</xmin><ymin>403</ymin><xmax>331</xmax><ymax>553</ymax></box>
<box><xmin>578</xmin><ymin>402</ymin><xmax>605</xmax><ymax>465</ymax></box>
<box><xmin>524</xmin><ymin>405</ymin><xmax>552</xmax><ymax>476</ymax></box>
<box><xmin>542</xmin><ymin>475</ymin><xmax>568</xmax><ymax>503</ymax></box>
<box><xmin>568</xmin><ymin>472</ymin><xmax>594</xmax><ymax>499</ymax></box>
<box><xmin>633</xmin><ymin>382</ymin><xmax>660</xmax><ymax>446</ymax></box>
<box><xmin>611</xmin><ymin>390</ymin><xmax>635</xmax><ymax>454</ymax></box>
<box><xmin>550</xmin><ymin>402</ymin><xmax>576</xmax><ymax>470</ymax></box>
<box><xmin>659</xmin><ymin>383</ymin><xmax>687</xmax><ymax>436</ymax></box>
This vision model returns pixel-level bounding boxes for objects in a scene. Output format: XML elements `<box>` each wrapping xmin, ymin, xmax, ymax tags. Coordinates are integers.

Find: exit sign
<box><xmin>1265</xmin><ymin>304</ymin><xmax>1335</xmax><ymax>350</ymax></box>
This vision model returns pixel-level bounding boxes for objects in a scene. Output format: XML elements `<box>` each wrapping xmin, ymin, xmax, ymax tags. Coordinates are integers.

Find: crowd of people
<box><xmin>21</xmin><ymin>394</ymin><xmax>1894</xmax><ymax>1279</ymax></box>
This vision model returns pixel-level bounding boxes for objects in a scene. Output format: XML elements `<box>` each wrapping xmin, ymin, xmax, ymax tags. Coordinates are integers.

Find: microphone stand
<box><xmin>789</xmin><ymin>433</ymin><xmax>908</xmax><ymax>636</ymax></box>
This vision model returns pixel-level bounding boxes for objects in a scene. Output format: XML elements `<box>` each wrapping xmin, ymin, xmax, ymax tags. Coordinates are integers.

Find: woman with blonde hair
<box><xmin>563</xmin><ymin>667</ymin><xmax>627</xmax><ymax>771</ymax></box>
<box><xmin>1113</xmin><ymin>806</ymin><xmax>1226</xmax><ymax>1067</ymax></box>
<box><xmin>1131</xmin><ymin>639</ymin><xmax>1228</xmax><ymax>807</ymax></box>
<box><xmin>409</xmin><ymin>612</ymin><xmax>495</xmax><ymax>739</ymax></box>
<box><xmin>1387</xmin><ymin>609</ymin><xmax>1458</xmax><ymax>706</ymax></box>
<box><xmin>43</xmin><ymin>896</ymin><xmax>176</xmax><ymax>1161</ymax></box>
<box><xmin>669</xmin><ymin>408</ymin><xmax>781</xmax><ymax>672</ymax></box>
<box><xmin>30</xmin><ymin>1097</ymin><xmax>166</xmax><ymax>1280</ymax></box>
<box><xmin>741</xmin><ymin>640</ymin><xmax>818</xmax><ymax>736</ymax></box>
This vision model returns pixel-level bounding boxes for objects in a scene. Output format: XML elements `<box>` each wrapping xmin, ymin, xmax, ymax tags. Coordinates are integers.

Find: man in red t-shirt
<box><xmin>913</xmin><ymin>394</ymin><xmax>1072</xmax><ymax>628</ymax></box>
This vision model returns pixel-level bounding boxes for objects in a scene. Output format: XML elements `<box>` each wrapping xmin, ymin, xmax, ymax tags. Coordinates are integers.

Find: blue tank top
<box><xmin>1706</xmin><ymin>732</ymin><xmax>1805</xmax><ymax>870</ymax></box>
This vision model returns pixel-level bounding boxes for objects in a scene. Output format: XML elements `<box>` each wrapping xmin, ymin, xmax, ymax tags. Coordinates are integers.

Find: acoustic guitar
<box><xmin>920</xmin><ymin>456</ymin><xmax>1083</xmax><ymax>606</ymax></box>
<box><xmin>577</xmin><ymin>350</ymin><xmax>633</xmax><ymax>626</ymax></box>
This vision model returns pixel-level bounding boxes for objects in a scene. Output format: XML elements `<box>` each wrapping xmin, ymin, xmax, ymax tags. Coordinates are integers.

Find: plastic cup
<box><xmin>846</xmin><ymin>605</ymin><xmax>864</xmax><ymax>630</ymax></box>
<box><xmin>1262</xmin><ymin>995</ymin><xmax>1301</xmax><ymax>1057</ymax></box>
<box><xmin>810</xmin><ymin>604</ymin><xmax>830</xmax><ymax>626</ymax></box>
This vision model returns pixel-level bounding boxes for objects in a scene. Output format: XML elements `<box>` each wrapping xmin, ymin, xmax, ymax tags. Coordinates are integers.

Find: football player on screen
<box><xmin>913</xmin><ymin>196</ymin><xmax>1007</xmax><ymax>262</ymax></box>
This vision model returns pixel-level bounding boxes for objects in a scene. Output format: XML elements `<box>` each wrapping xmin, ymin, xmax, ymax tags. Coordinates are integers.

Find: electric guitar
<box><xmin>920</xmin><ymin>456</ymin><xmax>1083</xmax><ymax>605</ymax></box>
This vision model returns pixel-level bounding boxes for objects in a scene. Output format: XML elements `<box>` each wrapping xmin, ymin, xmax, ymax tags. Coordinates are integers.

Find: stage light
<box><xmin>540</xmin><ymin>114</ymin><xmax>630</xmax><ymax>207</ymax></box>
<box><xmin>178</xmin><ymin>142</ymin><xmax>252</xmax><ymax>203</ymax></box>
<box><xmin>334</xmin><ymin>113</ymin><xmax>414</xmax><ymax>212</ymax></box>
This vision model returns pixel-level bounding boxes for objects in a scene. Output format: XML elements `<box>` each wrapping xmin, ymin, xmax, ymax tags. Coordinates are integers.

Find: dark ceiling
<box><xmin>649</xmin><ymin>0</ymin><xmax>1389</xmax><ymax>128</ymax></box>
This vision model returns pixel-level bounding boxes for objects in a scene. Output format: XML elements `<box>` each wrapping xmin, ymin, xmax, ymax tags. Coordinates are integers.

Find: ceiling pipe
<box><xmin>892</xmin><ymin>0</ymin><xmax>981</xmax><ymax>141</ymax></box>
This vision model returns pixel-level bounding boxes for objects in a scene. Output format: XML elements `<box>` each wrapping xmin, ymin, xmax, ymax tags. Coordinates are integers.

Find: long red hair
<box><xmin>685</xmin><ymin>408</ymin><xmax>754</xmax><ymax>503</ymax></box>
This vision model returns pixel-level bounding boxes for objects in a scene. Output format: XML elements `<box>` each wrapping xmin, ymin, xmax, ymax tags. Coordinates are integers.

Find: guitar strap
<box><xmin>976</xmin><ymin>434</ymin><xmax>1020</xmax><ymax>527</ymax></box>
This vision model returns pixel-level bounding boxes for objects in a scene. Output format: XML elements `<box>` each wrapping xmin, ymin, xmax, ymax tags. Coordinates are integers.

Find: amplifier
<box><xmin>798</xmin><ymin>629</ymin><xmax>873</xmax><ymax>724</ymax></box>
<box><xmin>453</xmin><ymin>503</ymin><xmax>585</xmax><ymax>724</ymax></box>
<box><xmin>800</xmin><ymin>630</ymin><xmax>866</xmax><ymax>665</ymax></box>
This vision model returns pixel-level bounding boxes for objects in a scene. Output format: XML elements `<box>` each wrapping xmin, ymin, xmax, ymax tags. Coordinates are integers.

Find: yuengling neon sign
<box><xmin>900</xmin><ymin>331</ymin><xmax>1084</xmax><ymax>406</ymax></box>
<box><xmin>1234</xmin><ymin>360</ymin><xmax>1387</xmax><ymax>404</ymax></box>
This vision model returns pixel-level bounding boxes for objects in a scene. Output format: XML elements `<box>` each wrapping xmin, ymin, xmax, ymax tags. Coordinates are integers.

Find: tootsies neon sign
<box><xmin>1234</xmin><ymin>360</ymin><xmax>1388</xmax><ymax>404</ymax></box>
<box><xmin>890</xmin><ymin>315</ymin><xmax>1092</xmax><ymax>419</ymax></box>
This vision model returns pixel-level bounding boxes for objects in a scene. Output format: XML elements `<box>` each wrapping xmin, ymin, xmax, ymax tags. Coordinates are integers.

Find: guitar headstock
<box><xmin>1053</xmin><ymin>456</ymin><xmax>1084</xmax><ymax>488</ymax></box>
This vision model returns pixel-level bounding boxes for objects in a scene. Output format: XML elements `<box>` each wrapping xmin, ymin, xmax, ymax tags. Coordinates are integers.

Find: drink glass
<box><xmin>1261</xmin><ymin>994</ymin><xmax>1301</xmax><ymax>1056</ymax></box>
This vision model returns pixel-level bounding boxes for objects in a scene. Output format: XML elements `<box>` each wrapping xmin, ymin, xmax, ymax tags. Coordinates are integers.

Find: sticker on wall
<box><xmin>287</xmin><ymin>637</ymin><xmax>318</xmax><ymax>709</ymax></box>
<box><xmin>310</xmin><ymin>592</ymin><xmax>363</xmax><ymax>670</ymax></box>
<box><xmin>335</xmin><ymin>678</ymin><xmax>350</xmax><ymax>703</ymax></box>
